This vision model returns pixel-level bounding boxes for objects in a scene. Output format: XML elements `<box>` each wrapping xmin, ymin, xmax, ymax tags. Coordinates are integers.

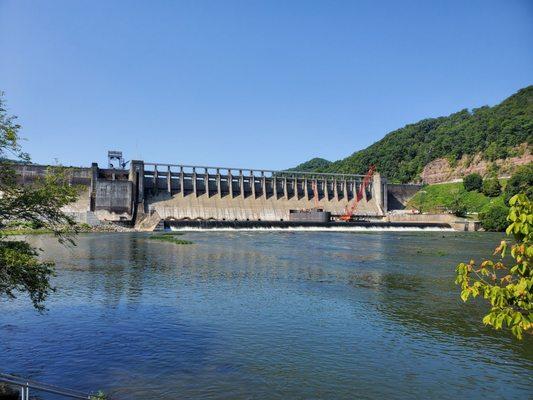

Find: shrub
<box><xmin>90</xmin><ymin>391</ymin><xmax>108</xmax><ymax>400</ymax></box>
<box><xmin>463</xmin><ymin>173</ymin><xmax>483</xmax><ymax>192</ymax></box>
<box><xmin>505</xmin><ymin>164</ymin><xmax>533</xmax><ymax>204</ymax></box>
<box><xmin>78</xmin><ymin>223</ymin><xmax>92</xmax><ymax>231</ymax></box>
<box><xmin>482</xmin><ymin>178</ymin><xmax>501</xmax><ymax>197</ymax></box>
<box><xmin>479</xmin><ymin>204</ymin><xmax>509</xmax><ymax>231</ymax></box>
<box><xmin>450</xmin><ymin>197</ymin><xmax>467</xmax><ymax>217</ymax></box>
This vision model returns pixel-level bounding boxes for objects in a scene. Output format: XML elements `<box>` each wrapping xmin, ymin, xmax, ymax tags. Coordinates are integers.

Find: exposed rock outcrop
<box><xmin>420</xmin><ymin>144</ymin><xmax>532</xmax><ymax>184</ymax></box>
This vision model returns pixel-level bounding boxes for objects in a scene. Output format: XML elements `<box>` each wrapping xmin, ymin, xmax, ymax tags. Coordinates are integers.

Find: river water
<box><xmin>1</xmin><ymin>231</ymin><xmax>532</xmax><ymax>399</ymax></box>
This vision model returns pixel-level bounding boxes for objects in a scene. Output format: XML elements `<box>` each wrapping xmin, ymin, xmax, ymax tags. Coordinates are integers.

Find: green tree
<box><xmin>479</xmin><ymin>204</ymin><xmax>509</xmax><ymax>232</ymax></box>
<box><xmin>456</xmin><ymin>194</ymin><xmax>532</xmax><ymax>339</ymax></box>
<box><xmin>481</xmin><ymin>178</ymin><xmax>501</xmax><ymax>197</ymax></box>
<box><xmin>450</xmin><ymin>197</ymin><xmax>467</xmax><ymax>217</ymax></box>
<box><xmin>463</xmin><ymin>173</ymin><xmax>483</xmax><ymax>192</ymax></box>
<box><xmin>0</xmin><ymin>92</ymin><xmax>79</xmax><ymax>311</ymax></box>
<box><xmin>505</xmin><ymin>163</ymin><xmax>533</xmax><ymax>204</ymax></box>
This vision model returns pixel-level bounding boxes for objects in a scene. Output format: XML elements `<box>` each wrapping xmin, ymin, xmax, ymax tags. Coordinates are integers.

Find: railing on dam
<box><xmin>143</xmin><ymin>162</ymin><xmax>365</xmax><ymax>180</ymax></box>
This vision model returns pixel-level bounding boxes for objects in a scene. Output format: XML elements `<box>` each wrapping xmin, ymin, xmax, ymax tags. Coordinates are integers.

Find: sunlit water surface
<box><xmin>1</xmin><ymin>232</ymin><xmax>532</xmax><ymax>399</ymax></box>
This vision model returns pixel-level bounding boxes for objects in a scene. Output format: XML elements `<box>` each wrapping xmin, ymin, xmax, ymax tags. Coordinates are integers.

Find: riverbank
<box><xmin>0</xmin><ymin>222</ymin><xmax>134</xmax><ymax>236</ymax></box>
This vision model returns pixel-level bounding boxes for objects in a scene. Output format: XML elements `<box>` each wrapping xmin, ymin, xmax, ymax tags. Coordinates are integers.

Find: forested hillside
<box><xmin>289</xmin><ymin>157</ymin><xmax>331</xmax><ymax>172</ymax></box>
<box><xmin>292</xmin><ymin>86</ymin><xmax>532</xmax><ymax>183</ymax></box>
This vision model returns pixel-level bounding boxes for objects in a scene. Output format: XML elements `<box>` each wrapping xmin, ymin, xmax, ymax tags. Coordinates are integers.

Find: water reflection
<box><xmin>1</xmin><ymin>232</ymin><xmax>531</xmax><ymax>399</ymax></box>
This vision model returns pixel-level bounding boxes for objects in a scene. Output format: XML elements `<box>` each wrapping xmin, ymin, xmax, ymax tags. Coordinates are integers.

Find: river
<box><xmin>1</xmin><ymin>231</ymin><xmax>532</xmax><ymax>399</ymax></box>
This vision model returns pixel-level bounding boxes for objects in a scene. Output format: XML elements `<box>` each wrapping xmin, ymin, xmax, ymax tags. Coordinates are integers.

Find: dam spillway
<box><xmin>137</xmin><ymin>162</ymin><xmax>385</xmax><ymax>222</ymax></box>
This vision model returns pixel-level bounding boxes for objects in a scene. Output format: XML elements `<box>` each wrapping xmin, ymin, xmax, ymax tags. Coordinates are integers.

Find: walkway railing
<box><xmin>0</xmin><ymin>373</ymin><xmax>95</xmax><ymax>399</ymax></box>
<box><xmin>144</xmin><ymin>162</ymin><xmax>365</xmax><ymax>179</ymax></box>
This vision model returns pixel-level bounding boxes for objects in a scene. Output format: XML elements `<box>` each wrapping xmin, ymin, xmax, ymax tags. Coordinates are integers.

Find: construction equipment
<box><xmin>340</xmin><ymin>165</ymin><xmax>376</xmax><ymax>221</ymax></box>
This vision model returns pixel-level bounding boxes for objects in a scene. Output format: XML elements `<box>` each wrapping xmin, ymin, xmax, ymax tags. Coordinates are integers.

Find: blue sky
<box><xmin>0</xmin><ymin>0</ymin><xmax>531</xmax><ymax>169</ymax></box>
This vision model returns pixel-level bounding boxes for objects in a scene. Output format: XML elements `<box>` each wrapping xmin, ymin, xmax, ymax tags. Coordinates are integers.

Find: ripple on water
<box><xmin>0</xmin><ymin>231</ymin><xmax>531</xmax><ymax>400</ymax></box>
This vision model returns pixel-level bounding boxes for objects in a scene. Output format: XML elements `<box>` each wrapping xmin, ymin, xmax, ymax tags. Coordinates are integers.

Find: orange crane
<box><xmin>340</xmin><ymin>165</ymin><xmax>376</xmax><ymax>221</ymax></box>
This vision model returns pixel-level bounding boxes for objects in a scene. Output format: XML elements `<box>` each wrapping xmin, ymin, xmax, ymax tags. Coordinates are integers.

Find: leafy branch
<box><xmin>456</xmin><ymin>194</ymin><xmax>532</xmax><ymax>339</ymax></box>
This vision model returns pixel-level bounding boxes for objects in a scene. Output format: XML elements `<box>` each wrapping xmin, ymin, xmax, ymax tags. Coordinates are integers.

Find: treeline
<box><xmin>291</xmin><ymin>86</ymin><xmax>533</xmax><ymax>183</ymax></box>
<box><xmin>288</xmin><ymin>157</ymin><xmax>331</xmax><ymax>172</ymax></box>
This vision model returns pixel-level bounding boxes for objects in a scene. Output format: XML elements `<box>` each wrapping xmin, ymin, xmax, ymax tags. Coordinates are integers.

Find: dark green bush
<box><xmin>463</xmin><ymin>173</ymin><xmax>483</xmax><ymax>192</ymax></box>
<box><xmin>505</xmin><ymin>164</ymin><xmax>533</xmax><ymax>204</ymax></box>
<box><xmin>450</xmin><ymin>197</ymin><xmax>467</xmax><ymax>217</ymax></box>
<box><xmin>479</xmin><ymin>205</ymin><xmax>509</xmax><ymax>231</ymax></box>
<box><xmin>482</xmin><ymin>178</ymin><xmax>501</xmax><ymax>197</ymax></box>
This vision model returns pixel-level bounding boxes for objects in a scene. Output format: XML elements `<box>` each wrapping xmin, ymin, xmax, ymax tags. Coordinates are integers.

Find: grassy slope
<box><xmin>407</xmin><ymin>181</ymin><xmax>506</xmax><ymax>214</ymax></box>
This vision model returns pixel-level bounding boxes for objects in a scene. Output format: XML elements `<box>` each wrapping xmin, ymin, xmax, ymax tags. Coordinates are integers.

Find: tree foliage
<box><xmin>482</xmin><ymin>178</ymin><xmax>501</xmax><ymax>197</ymax></box>
<box><xmin>289</xmin><ymin>157</ymin><xmax>332</xmax><ymax>172</ymax></box>
<box><xmin>292</xmin><ymin>86</ymin><xmax>533</xmax><ymax>183</ymax></box>
<box><xmin>0</xmin><ymin>92</ymin><xmax>79</xmax><ymax>311</ymax></box>
<box><xmin>479</xmin><ymin>204</ymin><xmax>509</xmax><ymax>232</ymax></box>
<box><xmin>505</xmin><ymin>163</ymin><xmax>533</xmax><ymax>204</ymax></box>
<box><xmin>450</xmin><ymin>197</ymin><xmax>467</xmax><ymax>217</ymax></box>
<box><xmin>463</xmin><ymin>173</ymin><xmax>483</xmax><ymax>192</ymax></box>
<box><xmin>456</xmin><ymin>194</ymin><xmax>532</xmax><ymax>339</ymax></box>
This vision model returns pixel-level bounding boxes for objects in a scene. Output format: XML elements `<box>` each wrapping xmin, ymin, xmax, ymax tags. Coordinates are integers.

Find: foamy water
<box><xmin>168</xmin><ymin>225</ymin><xmax>454</xmax><ymax>232</ymax></box>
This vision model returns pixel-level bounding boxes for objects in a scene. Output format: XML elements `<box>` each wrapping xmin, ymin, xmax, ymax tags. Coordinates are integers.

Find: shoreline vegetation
<box><xmin>407</xmin><ymin>165</ymin><xmax>532</xmax><ymax>231</ymax></box>
<box><xmin>0</xmin><ymin>222</ymin><xmax>132</xmax><ymax>236</ymax></box>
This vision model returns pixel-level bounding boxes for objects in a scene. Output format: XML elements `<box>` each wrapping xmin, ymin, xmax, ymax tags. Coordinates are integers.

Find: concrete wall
<box><xmin>12</xmin><ymin>164</ymin><xmax>92</xmax><ymax>186</ymax></box>
<box><xmin>387</xmin><ymin>213</ymin><xmax>454</xmax><ymax>224</ymax></box>
<box><xmin>387</xmin><ymin>212</ymin><xmax>480</xmax><ymax>231</ymax></box>
<box><xmin>94</xmin><ymin>180</ymin><xmax>133</xmax><ymax>220</ymax></box>
<box><xmin>387</xmin><ymin>184</ymin><xmax>423</xmax><ymax>210</ymax></box>
<box><xmin>146</xmin><ymin>190</ymin><xmax>381</xmax><ymax>221</ymax></box>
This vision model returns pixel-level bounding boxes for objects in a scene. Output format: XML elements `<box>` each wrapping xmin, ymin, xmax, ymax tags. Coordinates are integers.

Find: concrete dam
<box><xmin>13</xmin><ymin>160</ymin><xmax>450</xmax><ymax>230</ymax></box>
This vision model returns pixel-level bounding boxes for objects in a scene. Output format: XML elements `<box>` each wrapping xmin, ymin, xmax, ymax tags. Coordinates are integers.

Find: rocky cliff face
<box><xmin>420</xmin><ymin>143</ymin><xmax>532</xmax><ymax>184</ymax></box>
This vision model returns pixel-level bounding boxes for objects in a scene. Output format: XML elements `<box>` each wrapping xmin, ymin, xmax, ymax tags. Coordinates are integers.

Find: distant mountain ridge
<box><xmin>291</xmin><ymin>86</ymin><xmax>532</xmax><ymax>183</ymax></box>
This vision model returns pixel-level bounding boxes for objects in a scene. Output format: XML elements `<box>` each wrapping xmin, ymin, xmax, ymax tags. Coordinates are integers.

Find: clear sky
<box><xmin>1</xmin><ymin>0</ymin><xmax>531</xmax><ymax>169</ymax></box>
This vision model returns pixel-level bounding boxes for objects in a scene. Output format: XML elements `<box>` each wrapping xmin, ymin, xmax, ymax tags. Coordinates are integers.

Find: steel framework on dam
<box><xmin>140</xmin><ymin>161</ymin><xmax>373</xmax><ymax>203</ymax></box>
